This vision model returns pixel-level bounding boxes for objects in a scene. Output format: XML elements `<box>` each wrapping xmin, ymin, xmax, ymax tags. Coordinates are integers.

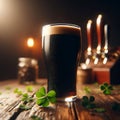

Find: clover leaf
<box><xmin>100</xmin><ymin>83</ymin><xmax>113</xmax><ymax>95</ymax></box>
<box><xmin>81</xmin><ymin>96</ymin><xmax>106</xmax><ymax>113</ymax></box>
<box><xmin>81</xmin><ymin>96</ymin><xmax>96</xmax><ymax>109</ymax></box>
<box><xmin>36</xmin><ymin>87</ymin><xmax>46</xmax><ymax>98</ymax></box>
<box><xmin>35</xmin><ymin>87</ymin><xmax>56</xmax><ymax>107</ymax></box>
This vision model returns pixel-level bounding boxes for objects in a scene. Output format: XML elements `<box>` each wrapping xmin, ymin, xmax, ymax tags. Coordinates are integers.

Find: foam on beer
<box><xmin>42</xmin><ymin>24</ymin><xmax>81</xmax><ymax>36</ymax></box>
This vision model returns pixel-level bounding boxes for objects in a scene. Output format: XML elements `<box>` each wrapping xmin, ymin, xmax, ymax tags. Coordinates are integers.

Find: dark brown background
<box><xmin>0</xmin><ymin>0</ymin><xmax>120</xmax><ymax>80</ymax></box>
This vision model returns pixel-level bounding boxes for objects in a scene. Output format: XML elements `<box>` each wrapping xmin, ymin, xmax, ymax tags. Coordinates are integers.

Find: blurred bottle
<box><xmin>18</xmin><ymin>57</ymin><xmax>38</xmax><ymax>84</ymax></box>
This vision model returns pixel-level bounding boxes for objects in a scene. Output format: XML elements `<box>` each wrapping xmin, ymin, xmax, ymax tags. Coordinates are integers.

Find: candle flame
<box><xmin>81</xmin><ymin>63</ymin><xmax>88</xmax><ymax>69</ymax></box>
<box><xmin>87</xmin><ymin>20</ymin><xmax>92</xmax><ymax>29</ymax></box>
<box><xmin>27</xmin><ymin>38</ymin><xmax>34</xmax><ymax>48</ymax></box>
<box><xmin>87</xmin><ymin>47</ymin><xmax>92</xmax><ymax>53</ymax></box>
<box><xmin>94</xmin><ymin>58</ymin><xmax>99</xmax><ymax>65</ymax></box>
<box><xmin>97</xmin><ymin>14</ymin><xmax>102</xmax><ymax>25</ymax></box>
<box><xmin>104</xmin><ymin>46</ymin><xmax>108</xmax><ymax>51</ymax></box>
<box><xmin>97</xmin><ymin>45</ymin><xmax>101</xmax><ymax>53</ymax></box>
<box><xmin>103</xmin><ymin>57</ymin><xmax>108</xmax><ymax>64</ymax></box>
<box><xmin>86</xmin><ymin>58</ymin><xmax>90</xmax><ymax>65</ymax></box>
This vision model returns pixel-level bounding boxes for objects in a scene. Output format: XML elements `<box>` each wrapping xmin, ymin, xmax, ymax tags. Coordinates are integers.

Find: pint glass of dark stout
<box><xmin>42</xmin><ymin>23</ymin><xmax>81</xmax><ymax>98</ymax></box>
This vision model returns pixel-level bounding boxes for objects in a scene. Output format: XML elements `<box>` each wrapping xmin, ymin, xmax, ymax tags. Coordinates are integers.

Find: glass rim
<box><xmin>42</xmin><ymin>23</ymin><xmax>80</xmax><ymax>29</ymax></box>
<box><xmin>42</xmin><ymin>23</ymin><xmax>81</xmax><ymax>36</ymax></box>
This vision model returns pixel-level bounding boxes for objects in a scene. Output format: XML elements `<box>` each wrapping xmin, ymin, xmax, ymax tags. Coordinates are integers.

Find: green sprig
<box><xmin>19</xmin><ymin>104</ymin><xmax>32</xmax><ymax>110</ymax></box>
<box><xmin>26</xmin><ymin>86</ymin><xmax>33</xmax><ymax>92</ymax></box>
<box><xmin>93</xmin><ymin>107</ymin><xmax>106</xmax><ymax>113</ymax></box>
<box><xmin>21</xmin><ymin>93</ymin><xmax>33</xmax><ymax>103</ymax></box>
<box><xmin>14</xmin><ymin>88</ymin><xmax>23</xmax><ymax>96</ymax></box>
<box><xmin>84</xmin><ymin>87</ymin><xmax>91</xmax><ymax>94</ymax></box>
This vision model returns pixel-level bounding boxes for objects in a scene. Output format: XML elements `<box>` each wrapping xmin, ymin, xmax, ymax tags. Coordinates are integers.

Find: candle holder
<box><xmin>84</xmin><ymin>15</ymin><xmax>120</xmax><ymax>84</ymax></box>
<box><xmin>77</xmin><ymin>63</ymin><xmax>93</xmax><ymax>85</ymax></box>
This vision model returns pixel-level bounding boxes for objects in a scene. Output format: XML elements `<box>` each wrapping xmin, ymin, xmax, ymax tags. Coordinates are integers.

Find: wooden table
<box><xmin>0</xmin><ymin>79</ymin><xmax>120</xmax><ymax>120</ymax></box>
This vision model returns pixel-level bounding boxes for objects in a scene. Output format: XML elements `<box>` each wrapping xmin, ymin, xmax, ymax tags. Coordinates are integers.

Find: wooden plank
<box><xmin>0</xmin><ymin>79</ymin><xmax>120</xmax><ymax>120</ymax></box>
<box><xmin>0</xmin><ymin>79</ymin><xmax>47</xmax><ymax>119</ymax></box>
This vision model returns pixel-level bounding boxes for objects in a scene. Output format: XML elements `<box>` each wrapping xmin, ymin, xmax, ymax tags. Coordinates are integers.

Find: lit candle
<box><xmin>87</xmin><ymin>20</ymin><xmax>92</xmax><ymax>49</ymax></box>
<box><xmin>96</xmin><ymin>14</ymin><xmax>102</xmax><ymax>51</ymax></box>
<box><xmin>27</xmin><ymin>37</ymin><xmax>34</xmax><ymax>48</ymax></box>
<box><xmin>27</xmin><ymin>37</ymin><xmax>34</xmax><ymax>57</ymax></box>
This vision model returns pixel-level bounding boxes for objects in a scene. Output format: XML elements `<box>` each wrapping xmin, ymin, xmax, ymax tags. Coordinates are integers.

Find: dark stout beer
<box><xmin>42</xmin><ymin>24</ymin><xmax>81</xmax><ymax>98</ymax></box>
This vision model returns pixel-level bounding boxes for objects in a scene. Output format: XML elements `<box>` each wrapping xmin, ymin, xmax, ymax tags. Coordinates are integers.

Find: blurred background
<box><xmin>0</xmin><ymin>0</ymin><xmax>120</xmax><ymax>80</ymax></box>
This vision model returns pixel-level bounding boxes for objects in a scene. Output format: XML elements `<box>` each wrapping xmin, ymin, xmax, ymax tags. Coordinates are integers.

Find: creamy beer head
<box><xmin>42</xmin><ymin>23</ymin><xmax>81</xmax><ymax>36</ymax></box>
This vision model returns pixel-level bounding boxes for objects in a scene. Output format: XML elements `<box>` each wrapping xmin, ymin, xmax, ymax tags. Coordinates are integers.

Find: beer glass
<box><xmin>42</xmin><ymin>23</ymin><xmax>81</xmax><ymax>98</ymax></box>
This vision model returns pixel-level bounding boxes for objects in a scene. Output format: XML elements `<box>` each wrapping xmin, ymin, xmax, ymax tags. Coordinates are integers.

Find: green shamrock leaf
<box><xmin>36</xmin><ymin>87</ymin><xmax>46</xmax><ymax>98</ymax></box>
<box><xmin>36</xmin><ymin>98</ymin><xmax>46</xmax><ymax>105</ymax></box>
<box><xmin>81</xmin><ymin>96</ymin><xmax>96</xmax><ymax>109</ymax></box>
<box><xmin>35</xmin><ymin>87</ymin><xmax>56</xmax><ymax>107</ymax></box>
<box><xmin>47</xmin><ymin>90</ymin><xmax>56</xmax><ymax>97</ymax></box>
<box><xmin>100</xmin><ymin>83</ymin><xmax>113</xmax><ymax>95</ymax></box>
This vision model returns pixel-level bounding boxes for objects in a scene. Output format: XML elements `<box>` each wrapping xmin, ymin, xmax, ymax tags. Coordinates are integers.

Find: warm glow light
<box><xmin>65</xmin><ymin>97</ymin><xmax>73</xmax><ymax>102</ymax></box>
<box><xmin>87</xmin><ymin>20</ymin><xmax>92</xmax><ymax>30</ymax></box>
<box><xmin>94</xmin><ymin>58</ymin><xmax>99</xmax><ymax>65</ymax></box>
<box><xmin>86</xmin><ymin>58</ymin><xmax>90</xmax><ymax>65</ymax></box>
<box><xmin>27</xmin><ymin>38</ymin><xmax>34</xmax><ymax>48</ymax></box>
<box><xmin>96</xmin><ymin>45</ymin><xmax>101</xmax><ymax>53</ymax></box>
<box><xmin>86</xmin><ymin>47</ymin><xmax>92</xmax><ymax>65</ymax></box>
<box><xmin>97</xmin><ymin>14</ymin><xmax>102</xmax><ymax>25</ymax></box>
<box><xmin>65</xmin><ymin>96</ymin><xmax>76</xmax><ymax>102</ymax></box>
<box><xmin>0</xmin><ymin>0</ymin><xmax>8</xmax><ymax>17</ymax></box>
<box><xmin>103</xmin><ymin>57</ymin><xmax>108</xmax><ymax>64</ymax></box>
<box><xmin>81</xmin><ymin>63</ymin><xmax>88</xmax><ymax>69</ymax></box>
<box><xmin>87</xmin><ymin>47</ymin><xmax>92</xmax><ymax>53</ymax></box>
